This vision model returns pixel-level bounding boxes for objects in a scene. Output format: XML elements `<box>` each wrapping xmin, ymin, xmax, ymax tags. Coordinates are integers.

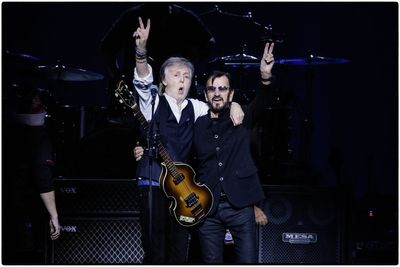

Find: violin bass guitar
<box><xmin>114</xmin><ymin>80</ymin><xmax>213</xmax><ymax>227</ymax></box>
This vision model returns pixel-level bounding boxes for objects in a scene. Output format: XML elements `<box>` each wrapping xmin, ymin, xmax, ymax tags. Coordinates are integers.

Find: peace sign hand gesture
<box><xmin>132</xmin><ymin>17</ymin><xmax>151</xmax><ymax>52</ymax></box>
<box><xmin>260</xmin><ymin>42</ymin><xmax>275</xmax><ymax>80</ymax></box>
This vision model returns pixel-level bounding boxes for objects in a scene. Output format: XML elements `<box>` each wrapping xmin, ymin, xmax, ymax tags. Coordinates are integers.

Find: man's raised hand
<box><xmin>260</xmin><ymin>42</ymin><xmax>275</xmax><ymax>78</ymax></box>
<box><xmin>133</xmin><ymin>17</ymin><xmax>151</xmax><ymax>51</ymax></box>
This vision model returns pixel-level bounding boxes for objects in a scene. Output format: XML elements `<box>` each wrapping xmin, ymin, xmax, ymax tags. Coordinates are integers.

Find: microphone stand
<box><xmin>146</xmin><ymin>88</ymin><xmax>158</xmax><ymax>260</ymax></box>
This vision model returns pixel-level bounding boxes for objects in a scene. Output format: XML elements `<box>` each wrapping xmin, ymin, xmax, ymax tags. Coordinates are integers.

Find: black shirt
<box><xmin>193</xmin><ymin>82</ymin><xmax>272</xmax><ymax>214</ymax></box>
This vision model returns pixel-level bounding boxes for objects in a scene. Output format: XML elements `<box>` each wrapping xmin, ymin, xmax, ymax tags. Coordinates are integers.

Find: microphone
<box><xmin>150</xmin><ymin>84</ymin><xmax>158</xmax><ymax>97</ymax></box>
<box><xmin>150</xmin><ymin>84</ymin><xmax>158</xmax><ymax>106</ymax></box>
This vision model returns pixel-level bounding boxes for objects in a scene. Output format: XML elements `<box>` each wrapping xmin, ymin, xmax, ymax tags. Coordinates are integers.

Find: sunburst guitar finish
<box><xmin>114</xmin><ymin>80</ymin><xmax>213</xmax><ymax>227</ymax></box>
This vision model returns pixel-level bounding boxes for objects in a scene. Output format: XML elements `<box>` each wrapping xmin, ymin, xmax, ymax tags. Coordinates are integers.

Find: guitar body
<box><xmin>114</xmin><ymin>80</ymin><xmax>213</xmax><ymax>227</ymax></box>
<box><xmin>160</xmin><ymin>162</ymin><xmax>213</xmax><ymax>227</ymax></box>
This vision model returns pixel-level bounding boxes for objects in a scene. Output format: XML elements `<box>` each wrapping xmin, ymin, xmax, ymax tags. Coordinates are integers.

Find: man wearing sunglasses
<box><xmin>192</xmin><ymin>42</ymin><xmax>275</xmax><ymax>263</ymax></box>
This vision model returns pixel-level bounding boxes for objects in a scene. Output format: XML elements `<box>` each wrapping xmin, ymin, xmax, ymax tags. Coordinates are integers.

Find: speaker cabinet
<box><xmin>48</xmin><ymin>217</ymin><xmax>144</xmax><ymax>264</ymax></box>
<box><xmin>48</xmin><ymin>179</ymin><xmax>144</xmax><ymax>264</ymax></box>
<box><xmin>258</xmin><ymin>185</ymin><xmax>344</xmax><ymax>264</ymax></box>
<box><xmin>54</xmin><ymin>178</ymin><xmax>140</xmax><ymax>215</ymax></box>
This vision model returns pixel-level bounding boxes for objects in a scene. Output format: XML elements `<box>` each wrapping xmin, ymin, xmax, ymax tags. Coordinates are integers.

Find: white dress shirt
<box><xmin>133</xmin><ymin>64</ymin><xmax>209</xmax><ymax>123</ymax></box>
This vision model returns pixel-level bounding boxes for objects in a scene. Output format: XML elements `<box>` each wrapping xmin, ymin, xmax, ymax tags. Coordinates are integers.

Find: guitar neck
<box><xmin>130</xmin><ymin>103</ymin><xmax>149</xmax><ymax>132</ymax></box>
<box><xmin>115</xmin><ymin>80</ymin><xmax>179</xmax><ymax>176</ymax></box>
<box><xmin>129</xmin><ymin>101</ymin><xmax>178</xmax><ymax>176</ymax></box>
<box><xmin>157</xmin><ymin>143</ymin><xmax>179</xmax><ymax>176</ymax></box>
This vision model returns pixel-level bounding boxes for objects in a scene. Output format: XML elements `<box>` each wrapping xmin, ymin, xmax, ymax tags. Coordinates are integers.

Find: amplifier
<box><xmin>47</xmin><ymin>216</ymin><xmax>143</xmax><ymax>264</ymax></box>
<box><xmin>54</xmin><ymin>178</ymin><xmax>140</xmax><ymax>216</ymax></box>
<box><xmin>258</xmin><ymin>185</ymin><xmax>344</xmax><ymax>264</ymax></box>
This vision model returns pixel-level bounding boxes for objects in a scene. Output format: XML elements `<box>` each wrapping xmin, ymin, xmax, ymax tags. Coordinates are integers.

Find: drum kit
<box><xmin>35</xmin><ymin>64</ymin><xmax>104</xmax><ymax>82</ymax></box>
<box><xmin>5</xmin><ymin>50</ymin><xmax>105</xmax><ymax>122</ymax></box>
<box><xmin>4</xmin><ymin>50</ymin><xmax>106</xmax><ymax>176</ymax></box>
<box><xmin>5</xmin><ymin>50</ymin><xmax>104</xmax><ymax>81</ymax></box>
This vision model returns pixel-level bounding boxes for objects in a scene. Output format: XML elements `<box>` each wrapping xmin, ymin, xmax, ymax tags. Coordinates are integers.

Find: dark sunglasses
<box><xmin>206</xmin><ymin>86</ymin><xmax>230</xmax><ymax>93</ymax></box>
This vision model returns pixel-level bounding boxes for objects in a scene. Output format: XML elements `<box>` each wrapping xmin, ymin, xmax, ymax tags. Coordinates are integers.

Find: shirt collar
<box><xmin>163</xmin><ymin>93</ymin><xmax>188</xmax><ymax>123</ymax></box>
<box><xmin>163</xmin><ymin>93</ymin><xmax>188</xmax><ymax>110</ymax></box>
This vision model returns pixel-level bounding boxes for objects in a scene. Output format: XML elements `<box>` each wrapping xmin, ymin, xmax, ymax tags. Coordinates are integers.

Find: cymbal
<box><xmin>209</xmin><ymin>53</ymin><xmax>260</xmax><ymax>68</ymax></box>
<box><xmin>35</xmin><ymin>65</ymin><xmax>104</xmax><ymax>81</ymax></box>
<box><xmin>276</xmin><ymin>55</ymin><xmax>350</xmax><ymax>65</ymax></box>
<box><xmin>5</xmin><ymin>50</ymin><xmax>40</xmax><ymax>63</ymax></box>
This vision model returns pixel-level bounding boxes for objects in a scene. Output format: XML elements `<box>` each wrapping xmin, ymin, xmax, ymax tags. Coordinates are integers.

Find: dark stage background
<box><xmin>2</xmin><ymin>2</ymin><xmax>398</xmax><ymax>264</ymax></box>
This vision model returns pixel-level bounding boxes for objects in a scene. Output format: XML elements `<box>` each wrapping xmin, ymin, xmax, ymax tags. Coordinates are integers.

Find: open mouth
<box><xmin>177</xmin><ymin>87</ymin><xmax>184</xmax><ymax>94</ymax></box>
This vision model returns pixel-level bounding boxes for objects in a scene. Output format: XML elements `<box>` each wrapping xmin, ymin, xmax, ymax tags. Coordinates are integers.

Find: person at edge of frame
<box><xmin>3</xmin><ymin>86</ymin><xmax>61</xmax><ymax>263</ymax></box>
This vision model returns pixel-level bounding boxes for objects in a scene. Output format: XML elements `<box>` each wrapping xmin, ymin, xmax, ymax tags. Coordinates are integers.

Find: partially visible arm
<box><xmin>40</xmin><ymin>191</ymin><xmax>60</xmax><ymax>240</ymax></box>
<box><xmin>245</xmin><ymin>42</ymin><xmax>276</xmax><ymax>127</ymax></box>
<box><xmin>133</xmin><ymin>64</ymin><xmax>158</xmax><ymax>121</ymax></box>
<box><xmin>190</xmin><ymin>98</ymin><xmax>209</xmax><ymax>121</ymax></box>
<box><xmin>132</xmin><ymin>17</ymin><xmax>158</xmax><ymax>121</ymax></box>
<box><xmin>259</xmin><ymin>42</ymin><xmax>274</xmax><ymax>86</ymax></box>
<box><xmin>229</xmin><ymin>102</ymin><xmax>244</xmax><ymax>126</ymax></box>
<box><xmin>133</xmin><ymin>17</ymin><xmax>151</xmax><ymax>78</ymax></box>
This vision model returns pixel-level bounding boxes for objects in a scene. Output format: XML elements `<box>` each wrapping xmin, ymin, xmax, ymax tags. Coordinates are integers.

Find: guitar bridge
<box><xmin>191</xmin><ymin>203</ymin><xmax>204</xmax><ymax>218</ymax></box>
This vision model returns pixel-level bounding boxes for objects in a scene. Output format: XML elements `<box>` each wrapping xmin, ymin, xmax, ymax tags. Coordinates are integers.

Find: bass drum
<box><xmin>74</xmin><ymin>126</ymin><xmax>140</xmax><ymax>179</ymax></box>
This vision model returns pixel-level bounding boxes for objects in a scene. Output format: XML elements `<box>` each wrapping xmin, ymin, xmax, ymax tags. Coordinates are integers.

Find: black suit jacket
<box><xmin>193</xmin><ymin>81</ymin><xmax>273</xmax><ymax>214</ymax></box>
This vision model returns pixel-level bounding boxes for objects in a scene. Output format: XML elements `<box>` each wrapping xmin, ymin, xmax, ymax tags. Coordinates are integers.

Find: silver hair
<box><xmin>158</xmin><ymin>57</ymin><xmax>194</xmax><ymax>95</ymax></box>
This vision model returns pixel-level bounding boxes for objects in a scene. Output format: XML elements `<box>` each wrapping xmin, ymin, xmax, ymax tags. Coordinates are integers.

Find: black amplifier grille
<box><xmin>55</xmin><ymin>178</ymin><xmax>140</xmax><ymax>215</ymax></box>
<box><xmin>50</xmin><ymin>217</ymin><xmax>143</xmax><ymax>264</ymax></box>
<box><xmin>258</xmin><ymin>186</ymin><xmax>343</xmax><ymax>264</ymax></box>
